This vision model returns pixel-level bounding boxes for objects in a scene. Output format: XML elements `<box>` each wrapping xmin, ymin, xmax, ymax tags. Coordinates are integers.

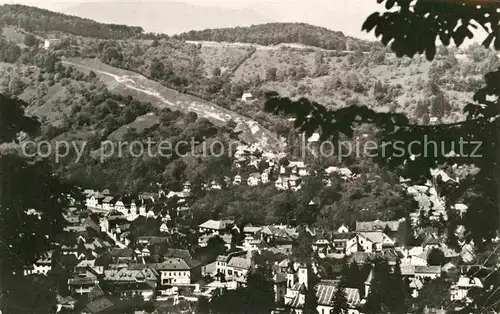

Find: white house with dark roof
<box><xmin>23</xmin><ymin>251</ymin><xmax>52</xmax><ymax>276</ymax></box>
<box><xmin>233</xmin><ymin>175</ymin><xmax>242</xmax><ymax>185</ymax></box>
<box><xmin>275</xmin><ymin>176</ymin><xmax>289</xmax><ymax>190</ymax></box>
<box><xmin>337</xmin><ymin>224</ymin><xmax>350</xmax><ymax>233</ymax></box>
<box><xmin>401</xmin><ymin>246</ymin><xmax>428</xmax><ymax>266</ymax></box>
<box><xmin>155</xmin><ymin>258</ymin><xmax>200</xmax><ymax>286</ymax></box>
<box><xmin>247</xmin><ymin>173</ymin><xmax>261</xmax><ymax>186</ymax></box>
<box><xmin>159</xmin><ymin>223</ymin><xmax>169</xmax><ymax>234</ymax></box>
<box><xmin>102</xmin><ymin>196</ymin><xmax>115</xmax><ymax>211</ymax></box>
<box><xmin>226</xmin><ymin>256</ymin><xmax>252</xmax><ymax>282</ymax></box>
<box><xmin>86</xmin><ymin>191</ymin><xmax>105</xmax><ymax>208</ymax></box>
<box><xmin>289</xmin><ymin>175</ymin><xmax>301</xmax><ymax>190</ymax></box>
<box><xmin>261</xmin><ymin>172</ymin><xmax>270</xmax><ymax>184</ymax></box>
<box><xmin>414</xmin><ymin>265</ymin><xmax>442</xmax><ymax>280</ymax></box>
<box><xmin>198</xmin><ymin>220</ymin><xmax>233</xmax><ymax>235</ymax></box>
<box><xmin>284</xmin><ymin>265</ymin><xmax>309</xmax><ymax>311</ymax></box>
<box><xmin>241</xmin><ymin>92</ymin><xmax>253</xmax><ymax>102</ymax></box>
<box><xmin>451</xmin><ymin>276</ymin><xmax>483</xmax><ymax>302</ymax></box>
<box><xmin>345</xmin><ymin>231</ymin><xmax>394</xmax><ymax>254</ymax></box>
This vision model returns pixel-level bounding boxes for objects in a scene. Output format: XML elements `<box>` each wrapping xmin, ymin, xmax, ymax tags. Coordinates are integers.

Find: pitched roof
<box><xmin>359</xmin><ymin>231</ymin><xmax>385</xmax><ymax>244</ymax></box>
<box><xmin>109</xmin><ymin>248</ymin><xmax>133</xmax><ymax>258</ymax></box>
<box><xmin>316</xmin><ymin>283</ymin><xmax>336</xmax><ymax>306</ymax></box>
<box><xmin>315</xmin><ymin>282</ymin><xmax>361</xmax><ymax>308</ymax></box>
<box><xmin>68</xmin><ymin>277</ymin><xmax>96</xmax><ymax>286</ymax></box>
<box><xmin>82</xmin><ymin>217</ymin><xmax>100</xmax><ymax>231</ymax></box>
<box><xmin>401</xmin><ymin>265</ymin><xmax>416</xmax><ymax>276</ymax></box>
<box><xmin>260</xmin><ymin>226</ymin><xmax>298</xmax><ymax>239</ymax></box>
<box><xmin>331</xmin><ymin>232</ymin><xmax>357</xmax><ymax>240</ymax></box>
<box><xmin>88</xmin><ymin>283</ymin><xmax>104</xmax><ymax>301</ymax></box>
<box><xmin>102</xmin><ymin>196</ymin><xmax>114</xmax><ymax>203</ymax></box>
<box><xmin>227</xmin><ymin>257</ymin><xmax>251</xmax><ymax>270</ymax></box>
<box><xmin>199</xmin><ymin>220</ymin><xmax>230</xmax><ymax>230</ymax></box>
<box><xmin>456</xmin><ymin>276</ymin><xmax>483</xmax><ymax>288</ymax></box>
<box><xmin>415</xmin><ymin>265</ymin><xmax>442</xmax><ymax>274</ymax></box>
<box><xmin>243</xmin><ymin>226</ymin><xmax>262</xmax><ymax>233</ymax></box>
<box><xmin>155</xmin><ymin>258</ymin><xmax>193</xmax><ymax>271</ymax></box>
<box><xmin>104</xmin><ymin>266</ymin><xmax>157</xmax><ymax>282</ymax></box>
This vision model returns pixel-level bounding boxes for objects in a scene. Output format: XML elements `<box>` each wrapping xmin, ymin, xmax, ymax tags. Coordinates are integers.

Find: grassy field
<box><xmin>199</xmin><ymin>45</ymin><xmax>250</xmax><ymax>76</ymax></box>
<box><xmin>108</xmin><ymin>113</ymin><xmax>160</xmax><ymax>141</ymax></box>
<box><xmin>62</xmin><ymin>57</ymin><xmax>284</xmax><ymax>151</ymax></box>
<box><xmin>2</xmin><ymin>27</ymin><xmax>28</xmax><ymax>47</ymax></box>
<box><xmin>233</xmin><ymin>48</ymin><xmax>315</xmax><ymax>82</ymax></box>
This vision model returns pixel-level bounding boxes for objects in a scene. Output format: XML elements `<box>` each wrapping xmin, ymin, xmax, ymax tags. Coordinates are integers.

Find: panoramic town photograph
<box><xmin>0</xmin><ymin>0</ymin><xmax>499</xmax><ymax>313</ymax></box>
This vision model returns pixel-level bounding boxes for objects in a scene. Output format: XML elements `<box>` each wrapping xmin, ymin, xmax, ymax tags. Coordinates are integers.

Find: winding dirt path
<box><xmin>62</xmin><ymin>58</ymin><xmax>284</xmax><ymax>152</ymax></box>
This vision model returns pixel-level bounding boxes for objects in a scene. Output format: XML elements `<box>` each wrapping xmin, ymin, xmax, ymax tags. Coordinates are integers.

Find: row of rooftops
<box><xmin>215</xmin><ymin>255</ymin><xmax>252</xmax><ymax>270</ymax></box>
<box><xmin>69</xmin><ymin>255</ymin><xmax>201</xmax><ymax>285</ymax></box>
<box><xmin>84</xmin><ymin>189</ymin><xmax>154</xmax><ymax>206</ymax></box>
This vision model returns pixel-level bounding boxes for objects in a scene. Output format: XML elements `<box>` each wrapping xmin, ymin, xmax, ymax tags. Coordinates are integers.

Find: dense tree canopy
<box><xmin>0</xmin><ymin>4</ymin><xmax>143</xmax><ymax>39</ymax></box>
<box><xmin>264</xmin><ymin>0</ymin><xmax>500</xmax><ymax>248</ymax></box>
<box><xmin>175</xmin><ymin>22</ymin><xmax>380</xmax><ymax>51</ymax></box>
<box><xmin>263</xmin><ymin>0</ymin><xmax>500</xmax><ymax>312</ymax></box>
<box><xmin>0</xmin><ymin>95</ymin><xmax>80</xmax><ymax>313</ymax></box>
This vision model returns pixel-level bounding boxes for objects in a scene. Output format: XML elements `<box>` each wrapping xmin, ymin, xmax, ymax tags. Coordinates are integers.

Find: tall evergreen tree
<box><xmin>388</xmin><ymin>258</ymin><xmax>408</xmax><ymax>313</ymax></box>
<box><xmin>332</xmin><ymin>279</ymin><xmax>349</xmax><ymax>314</ymax></box>
<box><xmin>364</xmin><ymin>259</ymin><xmax>391</xmax><ymax>313</ymax></box>
<box><xmin>209</xmin><ymin>265</ymin><xmax>275</xmax><ymax>314</ymax></box>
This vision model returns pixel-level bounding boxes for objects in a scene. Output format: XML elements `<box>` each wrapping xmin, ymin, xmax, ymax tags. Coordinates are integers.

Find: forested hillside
<box><xmin>0</xmin><ymin>30</ymin><xmax>240</xmax><ymax>194</ymax></box>
<box><xmin>0</xmin><ymin>4</ymin><xmax>144</xmax><ymax>39</ymax></box>
<box><xmin>0</xmin><ymin>4</ymin><xmax>495</xmax><ymax>209</ymax></box>
<box><xmin>175</xmin><ymin>22</ymin><xmax>376</xmax><ymax>51</ymax></box>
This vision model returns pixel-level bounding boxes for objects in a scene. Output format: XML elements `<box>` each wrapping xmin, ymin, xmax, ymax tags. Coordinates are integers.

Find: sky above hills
<box><xmin>4</xmin><ymin>0</ymin><xmax>382</xmax><ymax>39</ymax></box>
<box><xmin>3</xmin><ymin>0</ymin><xmax>487</xmax><ymax>44</ymax></box>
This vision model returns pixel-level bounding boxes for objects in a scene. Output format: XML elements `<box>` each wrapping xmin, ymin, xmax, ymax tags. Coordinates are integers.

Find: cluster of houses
<box><xmin>230</xmin><ymin>144</ymin><xmax>355</xmax><ymax>191</ymax></box>
<box><xmin>23</xmin><ymin>196</ymin><xmax>485</xmax><ymax>314</ymax></box>
<box><xmin>20</xmin><ymin>141</ymin><xmax>488</xmax><ymax>313</ymax></box>
<box><xmin>403</xmin><ymin>168</ymin><xmax>469</xmax><ymax>225</ymax></box>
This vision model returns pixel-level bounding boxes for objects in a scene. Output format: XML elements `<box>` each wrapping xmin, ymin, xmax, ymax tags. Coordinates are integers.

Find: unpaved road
<box><xmin>62</xmin><ymin>58</ymin><xmax>284</xmax><ymax>152</ymax></box>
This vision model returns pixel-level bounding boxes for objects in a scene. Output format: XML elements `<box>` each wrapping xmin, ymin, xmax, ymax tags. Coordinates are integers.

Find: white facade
<box><xmin>160</xmin><ymin>270</ymin><xmax>191</xmax><ymax>285</ymax></box>
<box><xmin>317</xmin><ymin>305</ymin><xmax>359</xmax><ymax>314</ymax></box>
<box><xmin>233</xmin><ymin>175</ymin><xmax>242</xmax><ymax>185</ymax></box>
<box><xmin>247</xmin><ymin>175</ymin><xmax>260</xmax><ymax>186</ymax></box>
<box><xmin>261</xmin><ymin>172</ymin><xmax>270</xmax><ymax>184</ymax></box>
<box><xmin>451</xmin><ymin>277</ymin><xmax>483</xmax><ymax>302</ymax></box>
<box><xmin>86</xmin><ymin>195</ymin><xmax>99</xmax><ymax>208</ymax></box>
<box><xmin>24</xmin><ymin>263</ymin><xmax>52</xmax><ymax>276</ymax></box>
<box><xmin>241</xmin><ymin>93</ymin><xmax>253</xmax><ymax>101</ymax></box>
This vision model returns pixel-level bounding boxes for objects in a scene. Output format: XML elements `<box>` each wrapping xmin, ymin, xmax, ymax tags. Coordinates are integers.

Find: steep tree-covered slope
<box><xmin>0</xmin><ymin>4</ymin><xmax>144</xmax><ymax>39</ymax></box>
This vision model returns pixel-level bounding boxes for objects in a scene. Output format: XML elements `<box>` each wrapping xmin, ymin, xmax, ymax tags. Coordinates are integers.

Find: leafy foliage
<box><xmin>0</xmin><ymin>95</ymin><xmax>79</xmax><ymax>313</ymax></box>
<box><xmin>264</xmin><ymin>19</ymin><xmax>500</xmax><ymax>249</ymax></box>
<box><xmin>361</xmin><ymin>0</ymin><xmax>500</xmax><ymax>60</ymax></box>
<box><xmin>427</xmin><ymin>248</ymin><xmax>446</xmax><ymax>266</ymax></box>
<box><xmin>210</xmin><ymin>265</ymin><xmax>275</xmax><ymax>314</ymax></box>
<box><xmin>332</xmin><ymin>271</ymin><xmax>349</xmax><ymax>314</ymax></box>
